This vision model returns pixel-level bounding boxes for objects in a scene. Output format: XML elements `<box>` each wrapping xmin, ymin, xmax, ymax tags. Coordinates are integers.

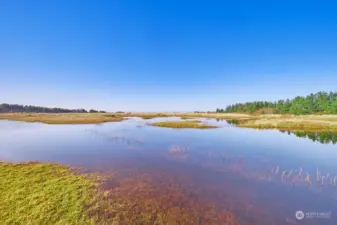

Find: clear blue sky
<box><xmin>1</xmin><ymin>0</ymin><xmax>337</xmax><ymax>112</ymax></box>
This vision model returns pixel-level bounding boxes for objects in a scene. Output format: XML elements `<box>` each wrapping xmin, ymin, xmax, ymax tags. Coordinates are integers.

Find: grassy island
<box><xmin>151</xmin><ymin>120</ymin><xmax>218</xmax><ymax>129</ymax></box>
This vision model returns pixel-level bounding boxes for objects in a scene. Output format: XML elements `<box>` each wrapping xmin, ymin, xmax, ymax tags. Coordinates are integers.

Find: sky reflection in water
<box><xmin>0</xmin><ymin>118</ymin><xmax>337</xmax><ymax>225</ymax></box>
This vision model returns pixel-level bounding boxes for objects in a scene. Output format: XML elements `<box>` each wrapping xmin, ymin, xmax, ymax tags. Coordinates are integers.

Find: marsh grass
<box><xmin>1</xmin><ymin>161</ymin><xmax>242</xmax><ymax>225</ymax></box>
<box><xmin>0</xmin><ymin>113</ymin><xmax>125</xmax><ymax>124</ymax></box>
<box><xmin>240</xmin><ymin>120</ymin><xmax>337</xmax><ymax>131</ymax></box>
<box><xmin>0</xmin><ymin>161</ymin><xmax>101</xmax><ymax>225</ymax></box>
<box><xmin>168</xmin><ymin>145</ymin><xmax>189</xmax><ymax>161</ymax></box>
<box><xmin>179</xmin><ymin>116</ymin><xmax>199</xmax><ymax>120</ymax></box>
<box><xmin>3</xmin><ymin>112</ymin><xmax>337</xmax><ymax>131</ymax></box>
<box><xmin>128</xmin><ymin>113</ymin><xmax>337</xmax><ymax>131</ymax></box>
<box><xmin>230</xmin><ymin>115</ymin><xmax>337</xmax><ymax>132</ymax></box>
<box><xmin>151</xmin><ymin>120</ymin><xmax>218</xmax><ymax>129</ymax></box>
<box><xmin>118</xmin><ymin>112</ymin><xmax>252</xmax><ymax>120</ymax></box>
<box><xmin>126</xmin><ymin>113</ymin><xmax>173</xmax><ymax>119</ymax></box>
<box><xmin>168</xmin><ymin>144</ymin><xmax>188</xmax><ymax>154</ymax></box>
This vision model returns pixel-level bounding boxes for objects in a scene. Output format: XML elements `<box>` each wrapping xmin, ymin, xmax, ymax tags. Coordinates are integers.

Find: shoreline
<box><xmin>233</xmin><ymin>115</ymin><xmax>337</xmax><ymax>132</ymax></box>
<box><xmin>1</xmin><ymin>160</ymin><xmax>240</xmax><ymax>224</ymax></box>
<box><xmin>0</xmin><ymin>113</ymin><xmax>125</xmax><ymax>124</ymax></box>
<box><xmin>1</xmin><ymin>112</ymin><xmax>337</xmax><ymax>132</ymax></box>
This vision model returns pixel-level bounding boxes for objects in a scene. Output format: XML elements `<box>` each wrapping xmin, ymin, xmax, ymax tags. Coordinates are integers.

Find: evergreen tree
<box><xmin>217</xmin><ymin>91</ymin><xmax>337</xmax><ymax>115</ymax></box>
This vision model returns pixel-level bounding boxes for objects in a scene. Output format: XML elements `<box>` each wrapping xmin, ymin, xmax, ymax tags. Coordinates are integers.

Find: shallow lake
<box><xmin>1</xmin><ymin>117</ymin><xmax>337</xmax><ymax>225</ymax></box>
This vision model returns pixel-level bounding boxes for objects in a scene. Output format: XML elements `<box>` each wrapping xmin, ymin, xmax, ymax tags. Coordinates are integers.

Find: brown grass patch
<box><xmin>0</xmin><ymin>113</ymin><xmax>125</xmax><ymax>124</ymax></box>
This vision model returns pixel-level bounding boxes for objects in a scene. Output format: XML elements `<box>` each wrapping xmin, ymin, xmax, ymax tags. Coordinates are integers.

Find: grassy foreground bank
<box><xmin>0</xmin><ymin>162</ymin><xmax>101</xmax><ymax>225</ymax></box>
<box><xmin>1</xmin><ymin>161</ymin><xmax>240</xmax><ymax>225</ymax></box>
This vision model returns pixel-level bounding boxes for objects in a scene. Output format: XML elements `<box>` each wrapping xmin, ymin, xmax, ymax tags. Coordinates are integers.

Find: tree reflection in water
<box><xmin>280</xmin><ymin>130</ymin><xmax>337</xmax><ymax>144</ymax></box>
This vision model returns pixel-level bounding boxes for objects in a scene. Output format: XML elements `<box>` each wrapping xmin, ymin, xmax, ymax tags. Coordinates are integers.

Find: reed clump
<box><xmin>168</xmin><ymin>144</ymin><xmax>188</xmax><ymax>154</ymax></box>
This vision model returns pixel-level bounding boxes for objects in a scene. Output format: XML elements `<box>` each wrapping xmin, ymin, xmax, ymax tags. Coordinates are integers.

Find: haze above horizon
<box><xmin>1</xmin><ymin>1</ymin><xmax>336</xmax><ymax>112</ymax></box>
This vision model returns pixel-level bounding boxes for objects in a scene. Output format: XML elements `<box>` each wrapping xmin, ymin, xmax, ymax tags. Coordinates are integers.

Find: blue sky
<box><xmin>1</xmin><ymin>0</ymin><xmax>337</xmax><ymax>112</ymax></box>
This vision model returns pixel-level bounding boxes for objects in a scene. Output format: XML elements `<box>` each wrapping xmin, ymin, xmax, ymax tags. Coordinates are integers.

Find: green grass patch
<box><xmin>0</xmin><ymin>162</ymin><xmax>101</xmax><ymax>225</ymax></box>
<box><xmin>151</xmin><ymin>120</ymin><xmax>217</xmax><ymax>129</ymax></box>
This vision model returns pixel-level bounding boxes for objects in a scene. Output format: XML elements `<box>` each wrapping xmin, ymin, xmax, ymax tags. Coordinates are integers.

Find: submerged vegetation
<box><xmin>0</xmin><ymin>113</ymin><xmax>125</xmax><ymax>124</ymax></box>
<box><xmin>151</xmin><ymin>120</ymin><xmax>218</xmax><ymax>129</ymax></box>
<box><xmin>0</xmin><ymin>161</ymin><xmax>240</xmax><ymax>225</ymax></box>
<box><xmin>217</xmin><ymin>91</ymin><xmax>337</xmax><ymax>115</ymax></box>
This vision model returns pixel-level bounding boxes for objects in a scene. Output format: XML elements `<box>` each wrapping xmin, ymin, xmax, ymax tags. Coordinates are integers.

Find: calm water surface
<box><xmin>1</xmin><ymin>117</ymin><xmax>337</xmax><ymax>225</ymax></box>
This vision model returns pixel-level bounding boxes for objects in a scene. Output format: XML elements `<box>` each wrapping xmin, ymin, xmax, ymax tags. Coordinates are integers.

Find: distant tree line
<box><xmin>216</xmin><ymin>91</ymin><xmax>337</xmax><ymax>115</ymax></box>
<box><xmin>0</xmin><ymin>103</ymin><xmax>106</xmax><ymax>113</ymax></box>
